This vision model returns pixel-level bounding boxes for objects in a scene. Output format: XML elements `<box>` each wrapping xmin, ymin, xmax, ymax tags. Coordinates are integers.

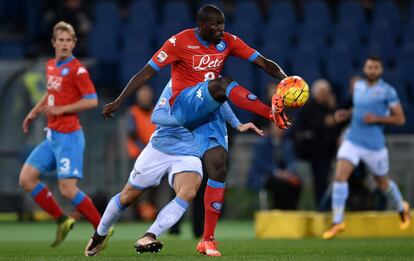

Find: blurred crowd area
<box><xmin>1</xmin><ymin>0</ymin><xmax>414</xmax><ymax>128</ymax></box>
<box><xmin>1</xmin><ymin>0</ymin><xmax>414</xmax><ymax>222</ymax></box>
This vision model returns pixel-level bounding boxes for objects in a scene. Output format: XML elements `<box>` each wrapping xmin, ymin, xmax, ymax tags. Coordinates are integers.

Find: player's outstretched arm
<box><xmin>220</xmin><ymin>102</ymin><xmax>263</xmax><ymax>135</ymax></box>
<box><xmin>41</xmin><ymin>97</ymin><xmax>98</xmax><ymax>116</ymax></box>
<box><xmin>252</xmin><ymin>55</ymin><xmax>287</xmax><ymax>80</ymax></box>
<box><xmin>363</xmin><ymin>104</ymin><xmax>405</xmax><ymax>126</ymax></box>
<box><xmin>102</xmin><ymin>65</ymin><xmax>157</xmax><ymax>119</ymax></box>
<box><xmin>22</xmin><ymin>94</ymin><xmax>48</xmax><ymax>133</ymax></box>
<box><xmin>151</xmin><ymin>80</ymin><xmax>180</xmax><ymax>127</ymax></box>
<box><xmin>236</xmin><ymin>123</ymin><xmax>264</xmax><ymax>136</ymax></box>
<box><xmin>220</xmin><ymin>102</ymin><xmax>241</xmax><ymax>128</ymax></box>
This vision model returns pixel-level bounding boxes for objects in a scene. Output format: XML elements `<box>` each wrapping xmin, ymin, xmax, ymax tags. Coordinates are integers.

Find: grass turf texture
<box><xmin>0</xmin><ymin>221</ymin><xmax>413</xmax><ymax>260</ymax></box>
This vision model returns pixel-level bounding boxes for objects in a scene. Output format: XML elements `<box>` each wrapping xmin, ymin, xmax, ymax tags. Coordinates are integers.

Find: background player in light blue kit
<box><xmin>85</xmin><ymin>80</ymin><xmax>262</xmax><ymax>256</ymax></box>
<box><xmin>323</xmin><ymin>56</ymin><xmax>411</xmax><ymax>240</ymax></box>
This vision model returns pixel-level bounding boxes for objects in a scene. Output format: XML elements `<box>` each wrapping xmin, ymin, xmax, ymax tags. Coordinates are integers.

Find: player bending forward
<box><xmin>19</xmin><ymin>21</ymin><xmax>101</xmax><ymax>247</ymax></box>
<box><xmin>84</xmin><ymin>81</ymin><xmax>262</xmax><ymax>256</ymax></box>
<box><xmin>102</xmin><ymin>5</ymin><xmax>289</xmax><ymax>256</ymax></box>
<box><xmin>323</xmin><ymin>56</ymin><xmax>411</xmax><ymax>240</ymax></box>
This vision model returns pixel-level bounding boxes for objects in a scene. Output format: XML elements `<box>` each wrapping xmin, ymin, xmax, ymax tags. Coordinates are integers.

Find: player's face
<box><xmin>52</xmin><ymin>30</ymin><xmax>76</xmax><ymax>60</ymax></box>
<box><xmin>201</xmin><ymin>13</ymin><xmax>225</xmax><ymax>44</ymax></box>
<box><xmin>363</xmin><ymin>60</ymin><xmax>383</xmax><ymax>82</ymax></box>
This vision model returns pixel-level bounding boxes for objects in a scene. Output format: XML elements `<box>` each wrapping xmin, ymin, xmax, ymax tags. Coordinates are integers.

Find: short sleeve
<box><xmin>386</xmin><ymin>86</ymin><xmax>400</xmax><ymax>107</ymax></box>
<box><xmin>148</xmin><ymin>35</ymin><xmax>180</xmax><ymax>71</ymax></box>
<box><xmin>228</xmin><ymin>33</ymin><xmax>259</xmax><ymax>62</ymax></box>
<box><xmin>75</xmin><ymin>65</ymin><xmax>97</xmax><ymax>99</ymax></box>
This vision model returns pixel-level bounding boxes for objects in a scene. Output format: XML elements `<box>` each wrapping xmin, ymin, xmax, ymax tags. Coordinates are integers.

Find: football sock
<box><xmin>97</xmin><ymin>193</ymin><xmax>126</xmax><ymax>236</ymax></box>
<box><xmin>385</xmin><ymin>179</ymin><xmax>404</xmax><ymax>212</ymax></box>
<box><xmin>147</xmin><ymin>197</ymin><xmax>188</xmax><ymax>237</ymax></box>
<box><xmin>71</xmin><ymin>190</ymin><xmax>101</xmax><ymax>229</ymax></box>
<box><xmin>332</xmin><ymin>181</ymin><xmax>348</xmax><ymax>224</ymax></box>
<box><xmin>30</xmin><ymin>182</ymin><xmax>64</xmax><ymax>220</ymax></box>
<box><xmin>226</xmin><ymin>82</ymin><xmax>272</xmax><ymax>120</ymax></box>
<box><xmin>203</xmin><ymin>179</ymin><xmax>225</xmax><ymax>241</ymax></box>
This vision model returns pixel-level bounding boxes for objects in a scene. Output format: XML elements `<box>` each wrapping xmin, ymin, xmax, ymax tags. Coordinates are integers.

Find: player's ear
<box><xmin>197</xmin><ymin>21</ymin><xmax>204</xmax><ymax>29</ymax></box>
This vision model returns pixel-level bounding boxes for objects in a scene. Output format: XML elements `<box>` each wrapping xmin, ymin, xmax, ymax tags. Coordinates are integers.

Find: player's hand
<box><xmin>271</xmin><ymin>94</ymin><xmax>291</xmax><ymax>129</ymax></box>
<box><xmin>236</xmin><ymin>123</ymin><xmax>264</xmax><ymax>136</ymax></box>
<box><xmin>22</xmin><ymin>112</ymin><xmax>37</xmax><ymax>134</ymax></box>
<box><xmin>102</xmin><ymin>101</ymin><xmax>120</xmax><ymax>119</ymax></box>
<box><xmin>334</xmin><ymin>109</ymin><xmax>351</xmax><ymax>123</ymax></box>
<box><xmin>363</xmin><ymin>113</ymin><xmax>379</xmax><ymax>124</ymax></box>
<box><xmin>41</xmin><ymin>106</ymin><xmax>65</xmax><ymax>117</ymax></box>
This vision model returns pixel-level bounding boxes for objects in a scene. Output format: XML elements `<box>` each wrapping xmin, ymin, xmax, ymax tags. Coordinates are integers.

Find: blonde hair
<box><xmin>52</xmin><ymin>21</ymin><xmax>77</xmax><ymax>41</ymax></box>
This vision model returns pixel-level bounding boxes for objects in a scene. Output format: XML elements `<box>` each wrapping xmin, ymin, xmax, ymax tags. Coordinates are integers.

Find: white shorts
<box><xmin>128</xmin><ymin>143</ymin><xmax>202</xmax><ymax>189</ymax></box>
<box><xmin>337</xmin><ymin>140</ymin><xmax>389</xmax><ymax>176</ymax></box>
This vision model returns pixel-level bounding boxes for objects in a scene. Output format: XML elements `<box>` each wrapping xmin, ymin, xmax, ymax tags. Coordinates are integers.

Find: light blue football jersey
<box><xmin>151</xmin><ymin>80</ymin><xmax>241</xmax><ymax>157</ymax></box>
<box><xmin>150</xmin><ymin>81</ymin><xmax>201</xmax><ymax>157</ymax></box>
<box><xmin>345</xmin><ymin>79</ymin><xmax>400</xmax><ymax>150</ymax></box>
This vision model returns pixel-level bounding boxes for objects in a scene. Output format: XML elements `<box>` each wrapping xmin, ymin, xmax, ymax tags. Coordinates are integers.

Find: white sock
<box><xmin>332</xmin><ymin>181</ymin><xmax>349</xmax><ymax>224</ymax></box>
<box><xmin>97</xmin><ymin>193</ymin><xmax>126</xmax><ymax>236</ymax></box>
<box><xmin>147</xmin><ymin>197</ymin><xmax>189</xmax><ymax>237</ymax></box>
<box><xmin>385</xmin><ymin>179</ymin><xmax>404</xmax><ymax>212</ymax></box>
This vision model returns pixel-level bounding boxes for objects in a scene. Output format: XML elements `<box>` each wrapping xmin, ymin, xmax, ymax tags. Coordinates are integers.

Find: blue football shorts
<box><xmin>172</xmin><ymin>81</ymin><xmax>229</xmax><ymax>155</ymax></box>
<box><xmin>25</xmin><ymin>128</ymin><xmax>85</xmax><ymax>179</ymax></box>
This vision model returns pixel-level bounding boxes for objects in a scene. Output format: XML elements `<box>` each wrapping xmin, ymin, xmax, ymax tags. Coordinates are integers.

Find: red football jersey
<box><xmin>149</xmin><ymin>29</ymin><xmax>258</xmax><ymax>103</ymax></box>
<box><xmin>45</xmin><ymin>56</ymin><xmax>97</xmax><ymax>133</ymax></box>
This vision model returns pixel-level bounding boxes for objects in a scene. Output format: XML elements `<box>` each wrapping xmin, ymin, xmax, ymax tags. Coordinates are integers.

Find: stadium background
<box><xmin>0</xmin><ymin>0</ymin><xmax>414</xmax><ymax>227</ymax></box>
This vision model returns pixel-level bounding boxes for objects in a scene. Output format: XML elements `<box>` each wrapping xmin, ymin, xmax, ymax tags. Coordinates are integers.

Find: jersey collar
<box><xmin>365</xmin><ymin>78</ymin><xmax>384</xmax><ymax>88</ymax></box>
<box><xmin>194</xmin><ymin>28</ymin><xmax>210</xmax><ymax>48</ymax></box>
<box><xmin>56</xmin><ymin>55</ymin><xmax>75</xmax><ymax>67</ymax></box>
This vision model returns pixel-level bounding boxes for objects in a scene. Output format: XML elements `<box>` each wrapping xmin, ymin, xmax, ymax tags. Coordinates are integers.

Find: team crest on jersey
<box><xmin>159</xmin><ymin>98</ymin><xmax>167</xmax><ymax>106</ymax></box>
<box><xmin>211</xmin><ymin>202</ymin><xmax>223</xmax><ymax>212</ymax></box>
<box><xmin>215</xmin><ymin>41</ymin><xmax>226</xmax><ymax>52</ymax></box>
<box><xmin>157</xmin><ymin>51</ymin><xmax>168</xmax><ymax>63</ymax></box>
<box><xmin>193</xmin><ymin>54</ymin><xmax>224</xmax><ymax>71</ymax></box>
<box><xmin>247</xmin><ymin>93</ymin><xmax>257</xmax><ymax>101</ymax></box>
<box><xmin>47</xmin><ymin>75</ymin><xmax>63</xmax><ymax>91</ymax></box>
<box><xmin>61</xmin><ymin>67</ymin><xmax>69</xmax><ymax>76</ymax></box>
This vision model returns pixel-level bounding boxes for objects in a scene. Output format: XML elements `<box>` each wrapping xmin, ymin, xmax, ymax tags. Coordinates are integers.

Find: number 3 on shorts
<box><xmin>60</xmin><ymin>158</ymin><xmax>70</xmax><ymax>173</ymax></box>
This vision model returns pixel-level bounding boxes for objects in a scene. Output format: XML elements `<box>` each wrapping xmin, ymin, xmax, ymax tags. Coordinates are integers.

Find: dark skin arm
<box><xmin>253</xmin><ymin>55</ymin><xmax>288</xmax><ymax>80</ymax></box>
<box><xmin>102</xmin><ymin>65</ymin><xmax>157</xmax><ymax>119</ymax></box>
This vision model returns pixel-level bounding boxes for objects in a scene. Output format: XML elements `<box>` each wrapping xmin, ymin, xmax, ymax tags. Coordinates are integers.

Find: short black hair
<box><xmin>196</xmin><ymin>4</ymin><xmax>224</xmax><ymax>23</ymax></box>
<box><xmin>365</xmin><ymin>55</ymin><xmax>383</xmax><ymax>64</ymax></box>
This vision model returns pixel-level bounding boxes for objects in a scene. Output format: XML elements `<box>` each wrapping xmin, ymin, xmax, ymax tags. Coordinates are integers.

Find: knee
<box><xmin>376</xmin><ymin>178</ymin><xmax>389</xmax><ymax>191</ymax></box>
<box><xmin>334</xmin><ymin>170</ymin><xmax>348</xmax><ymax>183</ymax></box>
<box><xmin>119</xmin><ymin>193</ymin><xmax>133</xmax><ymax>207</ymax></box>
<box><xmin>19</xmin><ymin>174</ymin><xmax>37</xmax><ymax>192</ymax></box>
<box><xmin>177</xmin><ymin>187</ymin><xmax>198</xmax><ymax>202</ymax></box>
<box><xmin>208</xmin><ymin>165</ymin><xmax>226</xmax><ymax>183</ymax></box>
<box><xmin>208</xmin><ymin>77</ymin><xmax>234</xmax><ymax>101</ymax></box>
<box><xmin>59</xmin><ymin>185</ymin><xmax>78</xmax><ymax>200</ymax></box>
<box><xmin>217</xmin><ymin>76</ymin><xmax>233</xmax><ymax>86</ymax></box>
<box><xmin>119</xmin><ymin>188</ymin><xmax>140</xmax><ymax>207</ymax></box>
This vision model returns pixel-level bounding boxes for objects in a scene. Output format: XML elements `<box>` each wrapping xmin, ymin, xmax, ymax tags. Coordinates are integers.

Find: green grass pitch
<box><xmin>0</xmin><ymin>221</ymin><xmax>413</xmax><ymax>260</ymax></box>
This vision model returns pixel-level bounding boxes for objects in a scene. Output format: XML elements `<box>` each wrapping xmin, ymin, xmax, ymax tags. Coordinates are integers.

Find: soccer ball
<box><xmin>276</xmin><ymin>75</ymin><xmax>309</xmax><ymax>108</ymax></box>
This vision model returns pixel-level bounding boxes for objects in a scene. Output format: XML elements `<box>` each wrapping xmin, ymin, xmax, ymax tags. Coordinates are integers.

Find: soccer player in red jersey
<box><xmin>19</xmin><ymin>21</ymin><xmax>102</xmax><ymax>247</ymax></box>
<box><xmin>102</xmin><ymin>5</ymin><xmax>289</xmax><ymax>256</ymax></box>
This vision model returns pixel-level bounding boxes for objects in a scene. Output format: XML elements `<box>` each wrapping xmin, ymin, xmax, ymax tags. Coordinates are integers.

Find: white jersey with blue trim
<box><xmin>345</xmin><ymin>79</ymin><xmax>400</xmax><ymax>150</ymax></box>
<box><xmin>150</xmin><ymin>81</ymin><xmax>201</xmax><ymax>157</ymax></box>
